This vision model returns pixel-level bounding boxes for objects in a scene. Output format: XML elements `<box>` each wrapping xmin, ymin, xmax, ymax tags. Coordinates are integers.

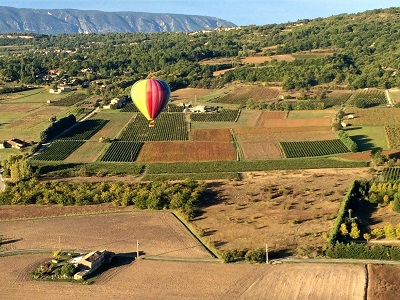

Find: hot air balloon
<box><xmin>130</xmin><ymin>79</ymin><xmax>171</xmax><ymax>127</ymax></box>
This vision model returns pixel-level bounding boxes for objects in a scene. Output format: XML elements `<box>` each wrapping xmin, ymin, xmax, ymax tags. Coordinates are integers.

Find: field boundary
<box><xmin>171</xmin><ymin>212</ymin><xmax>219</xmax><ymax>259</ymax></box>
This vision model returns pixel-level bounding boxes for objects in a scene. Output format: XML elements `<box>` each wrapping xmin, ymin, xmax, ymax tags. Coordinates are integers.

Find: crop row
<box><xmin>118</xmin><ymin>113</ymin><xmax>189</xmax><ymax>141</ymax></box>
<box><xmin>120</xmin><ymin>103</ymin><xmax>183</xmax><ymax>113</ymax></box>
<box><xmin>385</xmin><ymin>125</ymin><xmax>400</xmax><ymax>149</ymax></box>
<box><xmin>323</xmin><ymin>92</ymin><xmax>353</xmax><ymax>108</ymax></box>
<box><xmin>100</xmin><ymin>141</ymin><xmax>144</xmax><ymax>162</ymax></box>
<box><xmin>379</xmin><ymin>167</ymin><xmax>400</xmax><ymax>182</ymax></box>
<box><xmin>280</xmin><ymin>139</ymin><xmax>350</xmax><ymax>158</ymax></box>
<box><xmin>32</xmin><ymin>141</ymin><xmax>84</xmax><ymax>161</ymax></box>
<box><xmin>50</xmin><ymin>92</ymin><xmax>88</xmax><ymax>106</ymax></box>
<box><xmin>190</xmin><ymin>109</ymin><xmax>240</xmax><ymax>122</ymax></box>
<box><xmin>346</xmin><ymin>90</ymin><xmax>387</xmax><ymax>107</ymax></box>
<box><xmin>145</xmin><ymin>158</ymin><xmax>368</xmax><ymax>174</ymax></box>
<box><xmin>59</xmin><ymin>119</ymin><xmax>109</xmax><ymax>141</ymax></box>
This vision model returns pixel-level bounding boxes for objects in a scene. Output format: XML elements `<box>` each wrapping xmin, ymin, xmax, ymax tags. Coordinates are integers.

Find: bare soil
<box><xmin>367</xmin><ymin>264</ymin><xmax>400</xmax><ymax>300</ymax></box>
<box><xmin>136</xmin><ymin>141</ymin><xmax>236</xmax><ymax>162</ymax></box>
<box><xmin>0</xmin><ymin>254</ymin><xmax>367</xmax><ymax>300</ymax></box>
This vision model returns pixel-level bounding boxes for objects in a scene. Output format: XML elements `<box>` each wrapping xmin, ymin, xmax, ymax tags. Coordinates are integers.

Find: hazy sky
<box><xmin>1</xmin><ymin>1</ymin><xmax>399</xmax><ymax>26</ymax></box>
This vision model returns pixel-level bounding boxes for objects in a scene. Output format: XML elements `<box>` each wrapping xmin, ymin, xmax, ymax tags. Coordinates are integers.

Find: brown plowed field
<box><xmin>368</xmin><ymin>264</ymin><xmax>400</xmax><ymax>300</ymax></box>
<box><xmin>236</xmin><ymin>129</ymin><xmax>336</xmax><ymax>160</ymax></box>
<box><xmin>0</xmin><ymin>254</ymin><xmax>367</xmax><ymax>300</ymax></box>
<box><xmin>0</xmin><ymin>211</ymin><xmax>210</xmax><ymax>259</ymax></box>
<box><xmin>191</xmin><ymin>128</ymin><xmax>233</xmax><ymax>142</ymax></box>
<box><xmin>136</xmin><ymin>141</ymin><xmax>236</xmax><ymax>162</ymax></box>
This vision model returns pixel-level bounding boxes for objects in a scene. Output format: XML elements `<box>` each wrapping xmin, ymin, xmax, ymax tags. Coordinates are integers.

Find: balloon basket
<box><xmin>148</xmin><ymin>120</ymin><xmax>155</xmax><ymax>127</ymax></box>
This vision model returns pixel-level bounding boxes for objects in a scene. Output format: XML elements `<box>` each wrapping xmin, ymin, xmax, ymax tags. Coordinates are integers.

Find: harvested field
<box><xmin>170</xmin><ymin>88</ymin><xmax>213</xmax><ymax>103</ymax></box>
<box><xmin>136</xmin><ymin>141</ymin><xmax>236</xmax><ymax>163</ymax></box>
<box><xmin>255</xmin><ymin>116</ymin><xmax>331</xmax><ymax>127</ymax></box>
<box><xmin>344</xmin><ymin>108</ymin><xmax>400</xmax><ymax>126</ymax></box>
<box><xmin>192</xmin><ymin>168</ymin><xmax>372</xmax><ymax>254</ymax></box>
<box><xmin>0</xmin><ymin>210</ymin><xmax>210</xmax><ymax>259</ymax></box>
<box><xmin>241</xmin><ymin>54</ymin><xmax>295</xmax><ymax>64</ymax></box>
<box><xmin>0</xmin><ymin>255</ymin><xmax>367</xmax><ymax>300</ymax></box>
<box><xmin>191</xmin><ymin>128</ymin><xmax>233</xmax><ymax>142</ymax></box>
<box><xmin>214</xmin><ymin>84</ymin><xmax>281</xmax><ymax>104</ymax></box>
<box><xmin>367</xmin><ymin>264</ymin><xmax>400</xmax><ymax>300</ymax></box>
<box><xmin>64</xmin><ymin>141</ymin><xmax>106</xmax><ymax>162</ymax></box>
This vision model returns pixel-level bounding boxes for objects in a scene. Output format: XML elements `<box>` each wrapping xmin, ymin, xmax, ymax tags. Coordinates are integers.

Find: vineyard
<box><xmin>190</xmin><ymin>109</ymin><xmax>240</xmax><ymax>122</ymax></box>
<box><xmin>384</xmin><ymin>126</ymin><xmax>400</xmax><ymax>149</ymax></box>
<box><xmin>120</xmin><ymin>103</ymin><xmax>183</xmax><ymax>113</ymax></box>
<box><xmin>50</xmin><ymin>92</ymin><xmax>88</xmax><ymax>106</ymax></box>
<box><xmin>379</xmin><ymin>167</ymin><xmax>400</xmax><ymax>181</ymax></box>
<box><xmin>118</xmin><ymin>113</ymin><xmax>189</xmax><ymax>141</ymax></box>
<box><xmin>345</xmin><ymin>108</ymin><xmax>400</xmax><ymax>126</ymax></box>
<box><xmin>346</xmin><ymin>89</ymin><xmax>387</xmax><ymax>107</ymax></box>
<box><xmin>32</xmin><ymin>141</ymin><xmax>84</xmax><ymax>161</ymax></box>
<box><xmin>59</xmin><ymin>119</ymin><xmax>109</xmax><ymax>141</ymax></box>
<box><xmin>323</xmin><ymin>91</ymin><xmax>353</xmax><ymax>108</ymax></box>
<box><xmin>280</xmin><ymin>139</ymin><xmax>350</xmax><ymax>158</ymax></box>
<box><xmin>100</xmin><ymin>141</ymin><xmax>144</xmax><ymax>162</ymax></box>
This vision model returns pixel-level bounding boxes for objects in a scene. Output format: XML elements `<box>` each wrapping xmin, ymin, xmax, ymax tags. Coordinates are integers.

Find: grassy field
<box><xmin>344</xmin><ymin>126</ymin><xmax>388</xmax><ymax>151</ymax></box>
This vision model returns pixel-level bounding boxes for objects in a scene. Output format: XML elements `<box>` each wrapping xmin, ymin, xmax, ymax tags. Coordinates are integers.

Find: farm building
<box><xmin>185</xmin><ymin>105</ymin><xmax>216</xmax><ymax>113</ymax></box>
<box><xmin>49</xmin><ymin>86</ymin><xmax>72</xmax><ymax>94</ymax></box>
<box><xmin>103</xmin><ymin>97</ymin><xmax>127</xmax><ymax>109</ymax></box>
<box><xmin>1</xmin><ymin>138</ymin><xmax>27</xmax><ymax>149</ymax></box>
<box><xmin>73</xmin><ymin>249</ymin><xmax>114</xmax><ymax>280</ymax></box>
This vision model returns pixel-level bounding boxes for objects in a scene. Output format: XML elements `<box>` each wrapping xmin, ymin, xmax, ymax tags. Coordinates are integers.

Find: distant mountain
<box><xmin>0</xmin><ymin>6</ymin><xmax>236</xmax><ymax>34</ymax></box>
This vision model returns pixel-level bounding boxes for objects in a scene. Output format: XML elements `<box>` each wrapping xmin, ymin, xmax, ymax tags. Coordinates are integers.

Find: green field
<box><xmin>344</xmin><ymin>126</ymin><xmax>388</xmax><ymax>151</ymax></box>
<box><xmin>288</xmin><ymin>110</ymin><xmax>336</xmax><ymax>119</ymax></box>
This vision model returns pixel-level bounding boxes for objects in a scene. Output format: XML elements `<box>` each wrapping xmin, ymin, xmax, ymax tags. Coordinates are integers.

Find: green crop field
<box><xmin>59</xmin><ymin>119</ymin><xmax>109</xmax><ymax>141</ymax></box>
<box><xmin>344</xmin><ymin>126</ymin><xmax>388</xmax><ymax>151</ymax></box>
<box><xmin>32</xmin><ymin>141</ymin><xmax>85</xmax><ymax>161</ymax></box>
<box><xmin>190</xmin><ymin>109</ymin><xmax>240</xmax><ymax>122</ymax></box>
<box><xmin>280</xmin><ymin>139</ymin><xmax>350</xmax><ymax>158</ymax></box>
<box><xmin>118</xmin><ymin>113</ymin><xmax>189</xmax><ymax>141</ymax></box>
<box><xmin>100</xmin><ymin>141</ymin><xmax>144</xmax><ymax>162</ymax></box>
<box><xmin>346</xmin><ymin>89</ymin><xmax>387</xmax><ymax>107</ymax></box>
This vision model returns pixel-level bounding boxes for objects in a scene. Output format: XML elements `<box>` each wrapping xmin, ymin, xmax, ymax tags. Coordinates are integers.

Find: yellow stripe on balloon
<box><xmin>131</xmin><ymin>79</ymin><xmax>151</xmax><ymax>120</ymax></box>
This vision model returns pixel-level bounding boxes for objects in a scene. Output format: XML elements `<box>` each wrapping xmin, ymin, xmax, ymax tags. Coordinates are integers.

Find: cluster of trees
<box><xmin>368</xmin><ymin>181</ymin><xmax>400</xmax><ymax>212</ymax></box>
<box><xmin>40</xmin><ymin>114</ymin><xmax>76</xmax><ymax>142</ymax></box>
<box><xmin>0</xmin><ymin>178</ymin><xmax>205</xmax><ymax>219</ymax></box>
<box><xmin>1</xmin><ymin>7</ymin><xmax>400</xmax><ymax>93</ymax></box>
<box><xmin>0</xmin><ymin>156</ymin><xmax>33</xmax><ymax>183</ymax></box>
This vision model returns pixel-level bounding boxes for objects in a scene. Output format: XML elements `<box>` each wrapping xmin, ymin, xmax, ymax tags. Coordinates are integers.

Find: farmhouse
<box><xmin>49</xmin><ymin>86</ymin><xmax>72</xmax><ymax>94</ymax></box>
<box><xmin>73</xmin><ymin>249</ymin><xmax>114</xmax><ymax>280</ymax></box>
<box><xmin>103</xmin><ymin>97</ymin><xmax>127</xmax><ymax>109</ymax></box>
<box><xmin>1</xmin><ymin>138</ymin><xmax>27</xmax><ymax>149</ymax></box>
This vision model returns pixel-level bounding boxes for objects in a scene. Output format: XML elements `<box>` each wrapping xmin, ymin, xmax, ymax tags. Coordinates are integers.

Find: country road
<box><xmin>0</xmin><ymin>172</ymin><xmax>5</xmax><ymax>192</ymax></box>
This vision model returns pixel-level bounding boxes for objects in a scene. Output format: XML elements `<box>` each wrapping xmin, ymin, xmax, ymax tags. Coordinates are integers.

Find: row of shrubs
<box><xmin>338</xmin><ymin>130</ymin><xmax>358</xmax><ymax>152</ymax></box>
<box><xmin>326</xmin><ymin>242</ymin><xmax>400</xmax><ymax>260</ymax></box>
<box><xmin>40</xmin><ymin>114</ymin><xmax>76</xmax><ymax>142</ymax></box>
<box><xmin>219</xmin><ymin>248</ymin><xmax>265</xmax><ymax>263</ymax></box>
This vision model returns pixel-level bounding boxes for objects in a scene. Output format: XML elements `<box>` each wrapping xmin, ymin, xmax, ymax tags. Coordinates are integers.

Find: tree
<box><xmin>349</xmin><ymin>222</ymin><xmax>360</xmax><ymax>239</ymax></box>
<box><xmin>60</xmin><ymin>263</ymin><xmax>75</xmax><ymax>277</ymax></box>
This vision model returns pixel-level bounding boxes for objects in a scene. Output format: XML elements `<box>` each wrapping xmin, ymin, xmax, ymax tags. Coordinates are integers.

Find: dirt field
<box><xmin>136</xmin><ymin>141</ymin><xmax>237</xmax><ymax>163</ymax></box>
<box><xmin>0</xmin><ymin>255</ymin><xmax>367</xmax><ymax>300</ymax></box>
<box><xmin>0</xmin><ymin>210</ymin><xmax>210</xmax><ymax>259</ymax></box>
<box><xmin>190</xmin><ymin>128</ymin><xmax>233</xmax><ymax>142</ymax></box>
<box><xmin>192</xmin><ymin>168</ymin><xmax>372</xmax><ymax>254</ymax></box>
<box><xmin>170</xmin><ymin>88</ymin><xmax>213</xmax><ymax>104</ymax></box>
<box><xmin>367</xmin><ymin>264</ymin><xmax>400</xmax><ymax>300</ymax></box>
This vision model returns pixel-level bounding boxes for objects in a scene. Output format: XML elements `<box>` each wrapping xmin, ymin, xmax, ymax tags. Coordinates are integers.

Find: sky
<box><xmin>1</xmin><ymin>1</ymin><xmax>399</xmax><ymax>26</ymax></box>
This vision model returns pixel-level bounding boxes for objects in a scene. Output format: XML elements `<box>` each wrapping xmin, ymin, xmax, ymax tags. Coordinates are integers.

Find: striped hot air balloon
<box><xmin>130</xmin><ymin>79</ymin><xmax>171</xmax><ymax>127</ymax></box>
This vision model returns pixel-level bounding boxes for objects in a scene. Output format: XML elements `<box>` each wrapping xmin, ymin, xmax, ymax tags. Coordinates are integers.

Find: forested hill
<box><xmin>1</xmin><ymin>7</ymin><xmax>400</xmax><ymax>93</ymax></box>
<box><xmin>0</xmin><ymin>6</ymin><xmax>236</xmax><ymax>34</ymax></box>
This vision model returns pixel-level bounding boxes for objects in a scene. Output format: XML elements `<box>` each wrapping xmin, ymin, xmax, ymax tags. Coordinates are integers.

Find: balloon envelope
<box><xmin>130</xmin><ymin>79</ymin><xmax>170</xmax><ymax>124</ymax></box>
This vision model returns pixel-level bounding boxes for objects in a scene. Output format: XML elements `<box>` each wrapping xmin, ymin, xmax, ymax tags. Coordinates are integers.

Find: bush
<box><xmin>245</xmin><ymin>248</ymin><xmax>265</xmax><ymax>263</ymax></box>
